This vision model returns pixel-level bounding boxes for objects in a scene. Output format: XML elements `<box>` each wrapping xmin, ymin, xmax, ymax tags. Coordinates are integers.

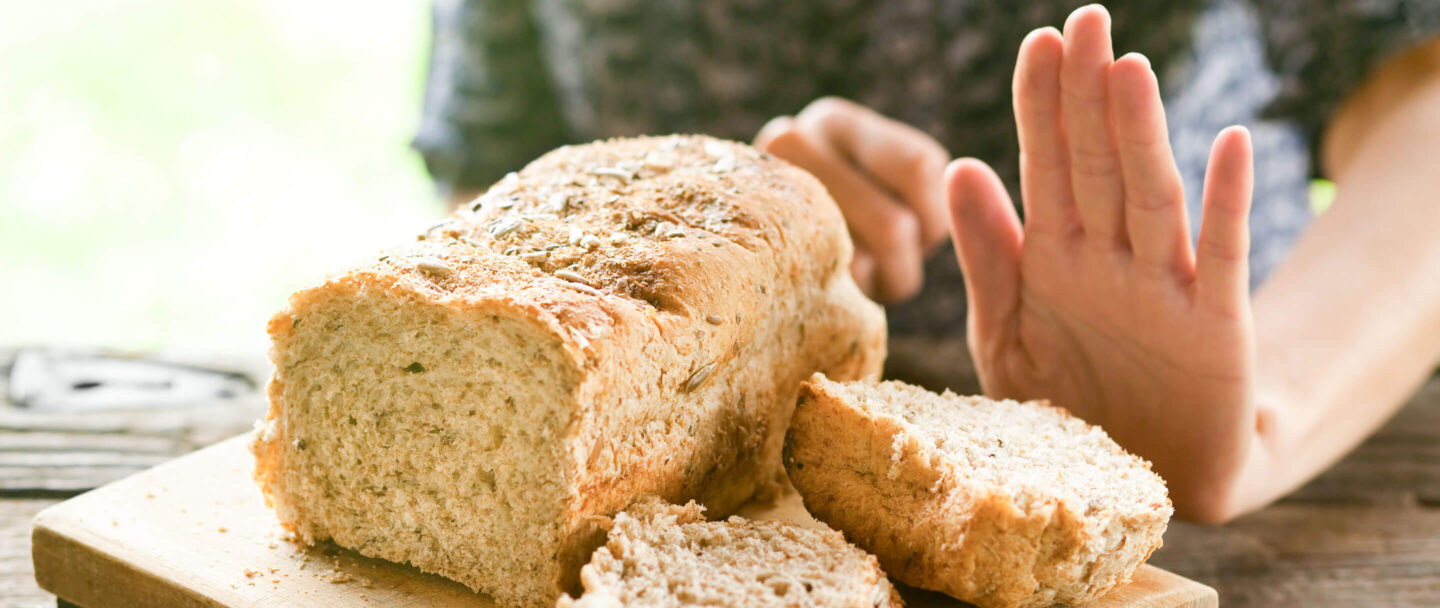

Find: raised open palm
<box><xmin>947</xmin><ymin>5</ymin><xmax>1257</xmax><ymax>521</ymax></box>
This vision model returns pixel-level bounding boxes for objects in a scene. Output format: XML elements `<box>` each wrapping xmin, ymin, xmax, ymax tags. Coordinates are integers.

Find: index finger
<box><xmin>795</xmin><ymin>97</ymin><xmax>952</xmax><ymax>251</ymax></box>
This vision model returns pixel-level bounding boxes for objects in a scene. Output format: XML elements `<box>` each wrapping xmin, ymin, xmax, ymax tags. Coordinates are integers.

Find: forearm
<box><xmin>1227</xmin><ymin>60</ymin><xmax>1440</xmax><ymax>517</ymax></box>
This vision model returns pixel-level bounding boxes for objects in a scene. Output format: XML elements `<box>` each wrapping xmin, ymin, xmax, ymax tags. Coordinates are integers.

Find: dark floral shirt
<box><xmin>413</xmin><ymin>0</ymin><xmax>1438</xmax><ymax>337</ymax></box>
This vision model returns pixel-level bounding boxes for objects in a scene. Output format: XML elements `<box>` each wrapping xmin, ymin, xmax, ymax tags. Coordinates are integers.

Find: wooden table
<box><xmin>5</xmin><ymin>343</ymin><xmax>1440</xmax><ymax>607</ymax></box>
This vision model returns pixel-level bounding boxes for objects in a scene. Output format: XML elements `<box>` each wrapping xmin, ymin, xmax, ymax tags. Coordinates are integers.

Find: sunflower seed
<box><xmin>490</xmin><ymin>218</ymin><xmax>521</xmax><ymax>237</ymax></box>
<box><xmin>712</xmin><ymin>154</ymin><xmax>736</xmax><ymax>174</ymax></box>
<box><xmin>415</xmin><ymin>258</ymin><xmax>452</xmax><ymax>279</ymax></box>
<box><xmin>588</xmin><ymin>167</ymin><xmax>633</xmax><ymax>182</ymax></box>
<box><xmin>580</xmin><ymin>234</ymin><xmax>601</xmax><ymax>249</ymax></box>
<box><xmin>561</xmin><ymin>281</ymin><xmax>601</xmax><ymax>296</ymax></box>
<box><xmin>705</xmin><ymin>314</ymin><xmax>723</xmax><ymax>325</ymax></box>
<box><xmin>520</xmin><ymin>250</ymin><xmax>549</xmax><ymax>263</ymax></box>
<box><xmin>554</xmin><ymin>269</ymin><xmax>593</xmax><ymax>286</ymax></box>
<box><xmin>684</xmin><ymin>362</ymin><xmax>717</xmax><ymax>393</ymax></box>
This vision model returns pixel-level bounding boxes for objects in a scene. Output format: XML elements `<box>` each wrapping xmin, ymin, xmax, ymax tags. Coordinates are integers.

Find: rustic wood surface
<box><xmin>3</xmin><ymin>342</ymin><xmax>1440</xmax><ymax>607</ymax></box>
<box><xmin>1</xmin><ymin>349</ymin><xmax>269</xmax><ymax>497</ymax></box>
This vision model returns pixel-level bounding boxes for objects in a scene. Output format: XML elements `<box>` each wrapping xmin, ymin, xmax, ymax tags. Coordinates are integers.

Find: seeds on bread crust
<box><xmin>553</xmin><ymin>269</ymin><xmax>593</xmax><ymax>286</ymax></box>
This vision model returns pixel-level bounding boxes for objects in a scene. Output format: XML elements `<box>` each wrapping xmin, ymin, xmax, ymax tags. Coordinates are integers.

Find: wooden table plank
<box><xmin>0</xmin><ymin>349</ymin><xmax>267</xmax><ymax>496</ymax></box>
<box><xmin>1152</xmin><ymin>505</ymin><xmax>1440</xmax><ymax>606</ymax></box>
<box><xmin>1</xmin><ymin>499</ymin><xmax>60</xmax><ymax>608</ymax></box>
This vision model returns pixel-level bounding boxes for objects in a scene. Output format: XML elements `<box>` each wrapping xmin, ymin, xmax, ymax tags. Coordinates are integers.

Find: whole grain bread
<box><xmin>784</xmin><ymin>375</ymin><xmax>1172</xmax><ymax>608</ymax></box>
<box><xmin>250</xmin><ymin>136</ymin><xmax>887</xmax><ymax>607</ymax></box>
<box><xmin>558</xmin><ymin>498</ymin><xmax>902</xmax><ymax>608</ymax></box>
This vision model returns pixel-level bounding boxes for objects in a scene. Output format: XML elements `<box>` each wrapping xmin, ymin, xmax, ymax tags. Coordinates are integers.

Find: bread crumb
<box><xmin>218</xmin><ymin>526</ymin><xmax>228</xmax><ymax>533</ymax></box>
<box><xmin>244</xmin><ymin>569</ymin><xmax>262</xmax><ymax>578</ymax></box>
<box><xmin>887</xmin><ymin>433</ymin><xmax>906</xmax><ymax>480</ymax></box>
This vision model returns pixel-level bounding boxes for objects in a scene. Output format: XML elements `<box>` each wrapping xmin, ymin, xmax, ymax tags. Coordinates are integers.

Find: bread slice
<box><xmin>784</xmin><ymin>375</ymin><xmax>1172</xmax><ymax>608</ymax></box>
<box><xmin>558</xmin><ymin>498</ymin><xmax>903</xmax><ymax>607</ymax></box>
<box><xmin>250</xmin><ymin>136</ymin><xmax>887</xmax><ymax>607</ymax></box>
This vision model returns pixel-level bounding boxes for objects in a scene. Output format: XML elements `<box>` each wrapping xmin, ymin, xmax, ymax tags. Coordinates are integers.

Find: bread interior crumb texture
<box><xmin>559</xmin><ymin>500</ymin><xmax>901</xmax><ymax>608</ymax></box>
<box><xmin>266</xmin><ymin>286</ymin><xmax>575</xmax><ymax>600</ymax></box>
<box><xmin>839</xmin><ymin>380</ymin><xmax>1160</xmax><ymax>514</ymax></box>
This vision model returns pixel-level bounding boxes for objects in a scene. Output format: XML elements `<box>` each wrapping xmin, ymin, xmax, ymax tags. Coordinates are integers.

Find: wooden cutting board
<box><xmin>31</xmin><ymin>435</ymin><xmax>1217</xmax><ymax>607</ymax></box>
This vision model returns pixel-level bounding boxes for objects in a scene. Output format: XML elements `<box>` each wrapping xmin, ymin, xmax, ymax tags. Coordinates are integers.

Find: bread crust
<box><xmin>785</xmin><ymin>377</ymin><xmax>1170</xmax><ymax>608</ymax></box>
<box><xmin>252</xmin><ymin>136</ymin><xmax>887</xmax><ymax>607</ymax></box>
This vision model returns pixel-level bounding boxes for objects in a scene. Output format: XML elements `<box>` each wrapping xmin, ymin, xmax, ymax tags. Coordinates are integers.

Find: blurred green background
<box><xmin>0</xmin><ymin>0</ymin><xmax>440</xmax><ymax>356</ymax></box>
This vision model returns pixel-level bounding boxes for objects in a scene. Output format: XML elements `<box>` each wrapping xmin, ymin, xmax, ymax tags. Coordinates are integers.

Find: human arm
<box><xmin>1230</xmin><ymin>38</ymin><xmax>1440</xmax><ymax>516</ymax></box>
<box><xmin>946</xmin><ymin>5</ymin><xmax>1440</xmax><ymax>523</ymax></box>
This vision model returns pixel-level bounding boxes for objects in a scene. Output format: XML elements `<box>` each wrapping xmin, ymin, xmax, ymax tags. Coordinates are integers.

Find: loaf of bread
<box><xmin>250</xmin><ymin>136</ymin><xmax>887</xmax><ymax>607</ymax></box>
<box><xmin>785</xmin><ymin>375</ymin><xmax>1171</xmax><ymax>608</ymax></box>
<box><xmin>558</xmin><ymin>498</ymin><xmax>902</xmax><ymax>608</ymax></box>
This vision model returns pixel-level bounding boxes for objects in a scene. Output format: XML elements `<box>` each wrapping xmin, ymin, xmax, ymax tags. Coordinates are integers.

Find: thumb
<box><xmin>947</xmin><ymin>159</ymin><xmax>1023</xmax><ymax>349</ymax></box>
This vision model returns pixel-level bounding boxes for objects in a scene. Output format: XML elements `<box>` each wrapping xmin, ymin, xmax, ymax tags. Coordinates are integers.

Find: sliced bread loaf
<box><xmin>558</xmin><ymin>498</ymin><xmax>902</xmax><ymax>608</ymax></box>
<box><xmin>784</xmin><ymin>375</ymin><xmax>1172</xmax><ymax>608</ymax></box>
<box><xmin>250</xmin><ymin>136</ymin><xmax>887</xmax><ymax>607</ymax></box>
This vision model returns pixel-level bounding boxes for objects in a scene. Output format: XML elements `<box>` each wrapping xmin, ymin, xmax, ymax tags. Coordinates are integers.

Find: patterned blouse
<box><xmin>413</xmin><ymin>0</ymin><xmax>1438</xmax><ymax>337</ymax></box>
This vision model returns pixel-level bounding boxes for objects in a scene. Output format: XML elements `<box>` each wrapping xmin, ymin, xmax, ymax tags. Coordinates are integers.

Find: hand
<box><xmin>755</xmin><ymin>97</ymin><xmax>950</xmax><ymax>303</ymax></box>
<box><xmin>946</xmin><ymin>5</ymin><xmax>1256</xmax><ymax>522</ymax></box>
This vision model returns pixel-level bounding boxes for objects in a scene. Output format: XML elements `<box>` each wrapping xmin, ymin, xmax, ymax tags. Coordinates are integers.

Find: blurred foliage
<box><xmin>0</xmin><ymin>0</ymin><xmax>439</xmax><ymax>354</ymax></box>
<box><xmin>1309</xmin><ymin>179</ymin><xmax>1336</xmax><ymax>215</ymax></box>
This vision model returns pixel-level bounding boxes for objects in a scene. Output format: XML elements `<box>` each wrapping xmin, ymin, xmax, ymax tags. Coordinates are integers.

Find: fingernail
<box><xmin>1123</xmin><ymin>52</ymin><xmax>1151</xmax><ymax>69</ymax></box>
